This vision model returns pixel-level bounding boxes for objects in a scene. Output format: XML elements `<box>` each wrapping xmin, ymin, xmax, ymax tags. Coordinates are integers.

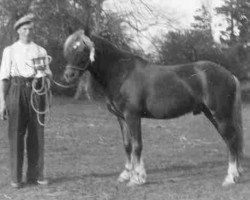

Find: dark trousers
<box><xmin>7</xmin><ymin>77</ymin><xmax>45</xmax><ymax>183</ymax></box>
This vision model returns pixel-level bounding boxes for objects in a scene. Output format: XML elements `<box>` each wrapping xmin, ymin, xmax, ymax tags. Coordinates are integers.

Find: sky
<box><xmin>103</xmin><ymin>0</ymin><xmax>225</xmax><ymax>53</ymax></box>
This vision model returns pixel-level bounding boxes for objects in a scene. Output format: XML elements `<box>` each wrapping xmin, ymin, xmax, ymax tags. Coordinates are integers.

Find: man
<box><xmin>0</xmin><ymin>13</ymin><xmax>52</xmax><ymax>188</ymax></box>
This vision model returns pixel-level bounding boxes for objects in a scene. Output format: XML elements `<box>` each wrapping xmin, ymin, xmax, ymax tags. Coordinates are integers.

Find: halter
<box><xmin>65</xmin><ymin>30</ymin><xmax>95</xmax><ymax>73</ymax></box>
<box><xmin>67</xmin><ymin>60</ymin><xmax>91</xmax><ymax>72</ymax></box>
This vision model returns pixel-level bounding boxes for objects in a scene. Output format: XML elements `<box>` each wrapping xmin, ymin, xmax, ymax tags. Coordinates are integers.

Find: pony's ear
<box><xmin>78</xmin><ymin>29</ymin><xmax>85</xmax><ymax>36</ymax></box>
<box><xmin>84</xmin><ymin>25</ymin><xmax>90</xmax><ymax>37</ymax></box>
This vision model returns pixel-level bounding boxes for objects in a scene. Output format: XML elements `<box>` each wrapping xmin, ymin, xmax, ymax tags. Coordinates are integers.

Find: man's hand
<box><xmin>36</xmin><ymin>65</ymin><xmax>46</xmax><ymax>71</ymax></box>
<box><xmin>0</xmin><ymin>101</ymin><xmax>7</xmax><ymax>120</ymax></box>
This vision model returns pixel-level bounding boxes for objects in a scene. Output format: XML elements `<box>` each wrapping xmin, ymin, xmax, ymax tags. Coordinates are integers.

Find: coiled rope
<box><xmin>30</xmin><ymin>76</ymin><xmax>52</xmax><ymax>126</ymax></box>
<box><xmin>26</xmin><ymin>56</ymin><xmax>53</xmax><ymax>126</ymax></box>
<box><xmin>29</xmin><ymin>55</ymin><xmax>87</xmax><ymax>126</ymax></box>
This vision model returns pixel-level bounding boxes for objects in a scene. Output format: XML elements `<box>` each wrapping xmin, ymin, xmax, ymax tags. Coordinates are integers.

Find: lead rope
<box><xmin>26</xmin><ymin>54</ymin><xmax>53</xmax><ymax>127</ymax></box>
<box><xmin>30</xmin><ymin>76</ymin><xmax>52</xmax><ymax>126</ymax></box>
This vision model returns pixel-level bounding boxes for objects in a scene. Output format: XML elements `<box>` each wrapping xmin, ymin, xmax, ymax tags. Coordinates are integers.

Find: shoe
<box><xmin>10</xmin><ymin>181</ymin><xmax>22</xmax><ymax>188</ymax></box>
<box><xmin>37</xmin><ymin>179</ymin><xmax>49</xmax><ymax>185</ymax></box>
<box><xmin>27</xmin><ymin>178</ymin><xmax>49</xmax><ymax>185</ymax></box>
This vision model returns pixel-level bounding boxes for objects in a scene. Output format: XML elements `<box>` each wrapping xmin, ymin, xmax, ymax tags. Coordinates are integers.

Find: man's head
<box><xmin>14</xmin><ymin>14</ymin><xmax>35</xmax><ymax>43</ymax></box>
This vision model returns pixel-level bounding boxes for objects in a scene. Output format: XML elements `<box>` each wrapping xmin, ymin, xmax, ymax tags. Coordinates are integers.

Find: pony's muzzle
<box><xmin>64</xmin><ymin>67</ymin><xmax>78</xmax><ymax>83</ymax></box>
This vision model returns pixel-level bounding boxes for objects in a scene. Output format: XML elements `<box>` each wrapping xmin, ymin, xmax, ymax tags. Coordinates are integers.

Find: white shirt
<box><xmin>0</xmin><ymin>41</ymin><xmax>52</xmax><ymax>80</ymax></box>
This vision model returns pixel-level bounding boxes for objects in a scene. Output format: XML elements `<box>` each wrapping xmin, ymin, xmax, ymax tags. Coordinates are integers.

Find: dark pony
<box><xmin>63</xmin><ymin>30</ymin><xmax>243</xmax><ymax>186</ymax></box>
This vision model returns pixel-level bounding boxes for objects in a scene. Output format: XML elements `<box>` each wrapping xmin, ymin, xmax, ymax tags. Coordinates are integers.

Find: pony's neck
<box><xmin>88</xmin><ymin>35</ymin><xmax>136</xmax><ymax>89</ymax></box>
<box><xmin>91</xmin><ymin>35</ymin><xmax>124</xmax><ymax>58</ymax></box>
<box><xmin>88</xmin><ymin>50</ymin><xmax>116</xmax><ymax>88</ymax></box>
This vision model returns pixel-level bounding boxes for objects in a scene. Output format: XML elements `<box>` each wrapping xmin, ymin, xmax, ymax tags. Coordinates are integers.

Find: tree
<box><xmin>215</xmin><ymin>0</ymin><xmax>238</xmax><ymax>44</ymax></box>
<box><xmin>0</xmin><ymin>0</ymin><xmax>34</xmax><ymax>57</ymax></box>
<box><xmin>158</xmin><ymin>3</ymin><xmax>215</xmax><ymax>65</ymax></box>
<box><xmin>234</xmin><ymin>0</ymin><xmax>250</xmax><ymax>43</ymax></box>
<box><xmin>215</xmin><ymin>0</ymin><xmax>250</xmax><ymax>45</ymax></box>
<box><xmin>158</xmin><ymin>29</ymin><xmax>215</xmax><ymax>65</ymax></box>
<box><xmin>191</xmin><ymin>4</ymin><xmax>212</xmax><ymax>32</ymax></box>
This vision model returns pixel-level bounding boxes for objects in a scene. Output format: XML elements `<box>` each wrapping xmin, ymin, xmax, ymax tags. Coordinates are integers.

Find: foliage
<box><xmin>158</xmin><ymin>4</ymin><xmax>214</xmax><ymax>65</ymax></box>
<box><xmin>2</xmin><ymin>1</ymin><xmax>250</xmax><ymax>96</ymax></box>
<box><xmin>215</xmin><ymin>0</ymin><xmax>250</xmax><ymax>44</ymax></box>
<box><xmin>214</xmin><ymin>0</ymin><xmax>250</xmax><ymax>79</ymax></box>
<box><xmin>97</xmin><ymin>12</ymin><xmax>133</xmax><ymax>51</ymax></box>
<box><xmin>191</xmin><ymin>4</ymin><xmax>212</xmax><ymax>32</ymax></box>
<box><xmin>0</xmin><ymin>0</ymin><xmax>32</xmax><ymax>53</ymax></box>
<box><xmin>158</xmin><ymin>29</ymin><xmax>213</xmax><ymax>64</ymax></box>
<box><xmin>156</xmin><ymin>1</ymin><xmax>250</xmax><ymax>80</ymax></box>
<box><xmin>0</xmin><ymin>0</ymin><xmax>135</xmax><ymax>96</ymax></box>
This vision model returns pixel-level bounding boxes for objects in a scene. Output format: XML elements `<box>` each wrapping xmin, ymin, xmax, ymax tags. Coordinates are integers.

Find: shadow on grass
<box><xmin>49</xmin><ymin>157</ymin><xmax>250</xmax><ymax>185</ymax></box>
<box><xmin>50</xmin><ymin>171</ymin><xmax>120</xmax><ymax>184</ymax></box>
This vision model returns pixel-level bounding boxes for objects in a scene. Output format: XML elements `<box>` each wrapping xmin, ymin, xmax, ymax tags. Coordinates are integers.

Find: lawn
<box><xmin>0</xmin><ymin>97</ymin><xmax>249</xmax><ymax>200</ymax></box>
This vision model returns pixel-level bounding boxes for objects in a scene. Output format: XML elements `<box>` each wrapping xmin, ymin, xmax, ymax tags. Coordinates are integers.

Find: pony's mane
<box><xmin>64</xmin><ymin>30</ymin><xmax>145</xmax><ymax>64</ymax></box>
<box><xmin>90</xmin><ymin>35</ymin><xmax>133</xmax><ymax>58</ymax></box>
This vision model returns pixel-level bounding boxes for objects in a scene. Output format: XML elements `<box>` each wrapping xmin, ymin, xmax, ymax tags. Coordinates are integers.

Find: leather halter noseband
<box><xmin>67</xmin><ymin>60</ymin><xmax>91</xmax><ymax>72</ymax></box>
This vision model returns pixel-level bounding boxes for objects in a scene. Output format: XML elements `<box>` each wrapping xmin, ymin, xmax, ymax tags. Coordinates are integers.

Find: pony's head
<box><xmin>63</xmin><ymin>29</ymin><xmax>95</xmax><ymax>83</ymax></box>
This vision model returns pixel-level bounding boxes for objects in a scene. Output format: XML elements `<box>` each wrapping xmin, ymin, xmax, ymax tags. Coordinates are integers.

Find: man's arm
<box><xmin>0</xmin><ymin>79</ymin><xmax>10</xmax><ymax>120</ymax></box>
<box><xmin>0</xmin><ymin>46</ymin><xmax>11</xmax><ymax>120</ymax></box>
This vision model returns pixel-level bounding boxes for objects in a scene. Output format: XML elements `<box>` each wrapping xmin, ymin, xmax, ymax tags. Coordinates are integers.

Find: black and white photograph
<box><xmin>0</xmin><ymin>0</ymin><xmax>250</xmax><ymax>199</ymax></box>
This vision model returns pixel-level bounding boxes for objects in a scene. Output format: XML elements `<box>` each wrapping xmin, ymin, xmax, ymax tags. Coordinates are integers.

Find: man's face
<box><xmin>17</xmin><ymin>23</ymin><xmax>34</xmax><ymax>43</ymax></box>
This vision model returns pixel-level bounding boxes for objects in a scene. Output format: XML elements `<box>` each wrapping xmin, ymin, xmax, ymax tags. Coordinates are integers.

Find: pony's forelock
<box><xmin>64</xmin><ymin>30</ymin><xmax>95</xmax><ymax>64</ymax></box>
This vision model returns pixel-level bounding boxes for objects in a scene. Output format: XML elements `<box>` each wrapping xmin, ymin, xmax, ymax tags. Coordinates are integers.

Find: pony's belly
<box><xmin>144</xmin><ymin>98</ymin><xmax>194</xmax><ymax>119</ymax></box>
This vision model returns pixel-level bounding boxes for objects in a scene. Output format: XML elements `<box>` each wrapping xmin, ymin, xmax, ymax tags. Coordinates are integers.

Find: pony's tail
<box><xmin>232</xmin><ymin>75</ymin><xmax>243</xmax><ymax>158</ymax></box>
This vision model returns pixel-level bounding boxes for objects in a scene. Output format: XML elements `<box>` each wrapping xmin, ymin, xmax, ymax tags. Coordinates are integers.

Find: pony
<box><xmin>63</xmin><ymin>30</ymin><xmax>243</xmax><ymax>187</ymax></box>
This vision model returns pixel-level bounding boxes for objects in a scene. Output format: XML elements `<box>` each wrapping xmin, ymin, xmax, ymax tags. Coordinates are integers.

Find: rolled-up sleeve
<box><xmin>0</xmin><ymin>46</ymin><xmax>11</xmax><ymax>80</ymax></box>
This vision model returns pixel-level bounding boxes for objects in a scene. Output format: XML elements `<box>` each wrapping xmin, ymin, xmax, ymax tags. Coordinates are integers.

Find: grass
<box><xmin>0</xmin><ymin>97</ymin><xmax>250</xmax><ymax>200</ymax></box>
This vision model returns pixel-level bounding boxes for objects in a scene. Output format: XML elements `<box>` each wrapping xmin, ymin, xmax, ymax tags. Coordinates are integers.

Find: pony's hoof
<box><xmin>126</xmin><ymin>172</ymin><xmax>147</xmax><ymax>187</ymax></box>
<box><xmin>118</xmin><ymin>169</ymin><xmax>131</xmax><ymax>183</ymax></box>
<box><xmin>222</xmin><ymin>175</ymin><xmax>239</xmax><ymax>186</ymax></box>
<box><xmin>126</xmin><ymin>177</ymin><xmax>146</xmax><ymax>187</ymax></box>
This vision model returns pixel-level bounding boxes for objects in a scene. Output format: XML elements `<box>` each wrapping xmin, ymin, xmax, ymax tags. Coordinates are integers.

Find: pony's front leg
<box><xmin>125</xmin><ymin>113</ymin><xmax>147</xmax><ymax>186</ymax></box>
<box><xmin>117</xmin><ymin>117</ymin><xmax>133</xmax><ymax>182</ymax></box>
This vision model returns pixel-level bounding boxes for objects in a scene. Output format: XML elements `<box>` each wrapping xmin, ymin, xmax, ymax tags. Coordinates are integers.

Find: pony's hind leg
<box><xmin>217</xmin><ymin>119</ymin><xmax>243</xmax><ymax>186</ymax></box>
<box><xmin>117</xmin><ymin>117</ymin><xmax>133</xmax><ymax>183</ymax></box>
<box><xmin>203</xmin><ymin>76</ymin><xmax>243</xmax><ymax>186</ymax></box>
<box><xmin>204</xmin><ymin>106</ymin><xmax>242</xmax><ymax>186</ymax></box>
<box><xmin>125</xmin><ymin>112</ymin><xmax>147</xmax><ymax>186</ymax></box>
<box><xmin>205</xmin><ymin>108</ymin><xmax>243</xmax><ymax>186</ymax></box>
<box><xmin>202</xmin><ymin>106</ymin><xmax>239</xmax><ymax>185</ymax></box>
<box><xmin>221</xmin><ymin>76</ymin><xmax>243</xmax><ymax>186</ymax></box>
